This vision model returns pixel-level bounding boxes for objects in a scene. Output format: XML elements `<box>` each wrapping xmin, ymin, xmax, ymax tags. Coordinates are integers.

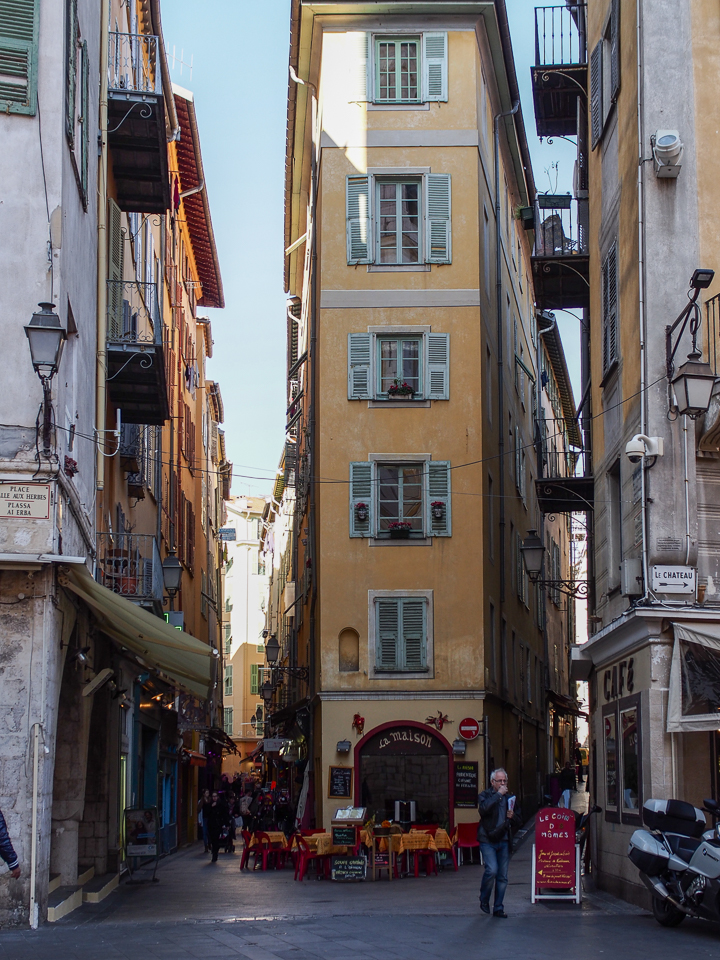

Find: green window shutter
<box><xmin>348</xmin><ymin>332</ymin><xmax>372</xmax><ymax>399</ymax></box>
<box><xmin>250</xmin><ymin>663</ymin><xmax>258</xmax><ymax>695</ymax></box>
<box><xmin>347</xmin><ymin>31</ymin><xmax>369</xmax><ymax>102</ymax></box>
<box><xmin>107</xmin><ymin>198</ymin><xmax>124</xmax><ymax>339</ymax></box>
<box><xmin>0</xmin><ymin>0</ymin><xmax>39</xmax><ymax>116</ymax></box>
<box><xmin>349</xmin><ymin>461</ymin><xmax>373</xmax><ymax>537</ymax></box>
<box><xmin>376</xmin><ymin>599</ymin><xmax>399</xmax><ymax>670</ymax></box>
<box><xmin>590</xmin><ymin>41</ymin><xmax>602</xmax><ymax>149</ymax></box>
<box><xmin>424</xmin><ymin>174</ymin><xmax>451</xmax><ymax>263</ymax></box>
<box><xmin>422</xmin><ymin>32</ymin><xmax>447</xmax><ymax>102</ymax></box>
<box><xmin>602</xmin><ymin>243</ymin><xmax>618</xmax><ymax>373</ymax></box>
<box><xmin>65</xmin><ymin>0</ymin><xmax>77</xmax><ymax>144</ymax></box>
<box><xmin>79</xmin><ymin>39</ymin><xmax>89</xmax><ymax>208</ymax></box>
<box><xmin>401</xmin><ymin>599</ymin><xmax>426</xmax><ymax>670</ymax></box>
<box><xmin>610</xmin><ymin>0</ymin><xmax>620</xmax><ymax>102</ymax></box>
<box><xmin>427</xmin><ymin>461</ymin><xmax>451</xmax><ymax>536</ymax></box>
<box><xmin>346</xmin><ymin>176</ymin><xmax>373</xmax><ymax>264</ymax></box>
<box><xmin>426</xmin><ymin>332</ymin><xmax>449</xmax><ymax>400</ymax></box>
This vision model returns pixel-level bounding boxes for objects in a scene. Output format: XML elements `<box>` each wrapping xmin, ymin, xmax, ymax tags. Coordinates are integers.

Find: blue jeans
<box><xmin>480</xmin><ymin>841</ymin><xmax>510</xmax><ymax>912</ymax></box>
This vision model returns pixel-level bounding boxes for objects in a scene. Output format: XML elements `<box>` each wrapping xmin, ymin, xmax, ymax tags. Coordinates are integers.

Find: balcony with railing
<box><xmin>535</xmin><ymin>414</ymin><xmax>593</xmax><ymax>514</ymax></box>
<box><xmin>95</xmin><ymin>532</ymin><xmax>164</xmax><ymax>615</ymax></box>
<box><xmin>532</xmin><ymin>4</ymin><xmax>587</xmax><ymax>138</ymax></box>
<box><xmin>106</xmin><ymin>280</ymin><xmax>169</xmax><ymax>424</ymax></box>
<box><xmin>107</xmin><ymin>32</ymin><xmax>170</xmax><ymax>213</ymax></box>
<box><xmin>532</xmin><ymin>195</ymin><xmax>589</xmax><ymax>311</ymax></box>
<box><xmin>699</xmin><ymin>293</ymin><xmax>720</xmax><ymax>451</ymax></box>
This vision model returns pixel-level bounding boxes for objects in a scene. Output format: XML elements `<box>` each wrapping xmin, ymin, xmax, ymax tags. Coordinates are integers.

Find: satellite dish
<box><xmin>82</xmin><ymin>667</ymin><xmax>114</xmax><ymax>698</ymax></box>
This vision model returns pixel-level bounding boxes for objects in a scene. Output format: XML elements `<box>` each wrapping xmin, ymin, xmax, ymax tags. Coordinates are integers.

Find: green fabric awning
<box><xmin>61</xmin><ymin>564</ymin><xmax>213</xmax><ymax>698</ymax></box>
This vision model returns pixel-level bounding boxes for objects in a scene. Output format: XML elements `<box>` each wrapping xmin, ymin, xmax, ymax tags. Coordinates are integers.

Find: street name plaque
<box><xmin>0</xmin><ymin>482</ymin><xmax>50</xmax><ymax>519</ymax></box>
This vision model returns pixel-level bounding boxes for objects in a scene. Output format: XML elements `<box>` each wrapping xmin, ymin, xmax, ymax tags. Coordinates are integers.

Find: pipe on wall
<box><xmin>95</xmin><ymin>0</ymin><xmax>110</xmax><ymax>492</ymax></box>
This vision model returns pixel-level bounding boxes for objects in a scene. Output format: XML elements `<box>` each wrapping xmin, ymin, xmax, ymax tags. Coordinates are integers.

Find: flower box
<box><xmin>389</xmin><ymin>528</ymin><xmax>411</xmax><ymax>540</ymax></box>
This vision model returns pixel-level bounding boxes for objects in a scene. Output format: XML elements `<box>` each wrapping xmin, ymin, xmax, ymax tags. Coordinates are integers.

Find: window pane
<box><xmin>604</xmin><ymin>711</ymin><xmax>617</xmax><ymax>809</ymax></box>
<box><xmin>378</xmin><ymin>42</ymin><xmax>395</xmax><ymax>100</ymax></box>
<box><xmin>378</xmin><ymin>466</ymin><xmax>400</xmax><ymax>529</ymax></box>
<box><xmin>401</xmin><ymin>183</ymin><xmax>419</xmax><ymax>262</ymax></box>
<box><xmin>401</xmin><ymin>340</ymin><xmax>420</xmax><ymax>393</ymax></box>
<box><xmin>621</xmin><ymin>707</ymin><xmax>639</xmax><ymax>811</ymax></box>
<box><xmin>381</xmin><ymin>340</ymin><xmax>398</xmax><ymax>392</ymax></box>
<box><xmin>401</xmin><ymin>466</ymin><xmax>423</xmax><ymax>529</ymax></box>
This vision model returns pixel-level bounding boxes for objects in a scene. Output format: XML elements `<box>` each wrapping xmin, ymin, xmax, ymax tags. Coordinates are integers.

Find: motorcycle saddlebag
<box><xmin>628</xmin><ymin>830</ymin><xmax>670</xmax><ymax>876</ymax></box>
<box><xmin>642</xmin><ymin>799</ymin><xmax>706</xmax><ymax>838</ymax></box>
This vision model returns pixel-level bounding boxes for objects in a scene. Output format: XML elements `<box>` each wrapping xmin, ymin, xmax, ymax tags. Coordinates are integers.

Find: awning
<box><xmin>668</xmin><ymin>622</ymin><xmax>720</xmax><ymax>732</ymax></box>
<box><xmin>548</xmin><ymin>691</ymin><xmax>587</xmax><ymax>718</ymax></box>
<box><xmin>184</xmin><ymin>749</ymin><xmax>207</xmax><ymax>767</ymax></box>
<box><xmin>60</xmin><ymin>564</ymin><xmax>212</xmax><ymax>699</ymax></box>
<box><xmin>240</xmin><ymin>743</ymin><xmax>263</xmax><ymax>764</ymax></box>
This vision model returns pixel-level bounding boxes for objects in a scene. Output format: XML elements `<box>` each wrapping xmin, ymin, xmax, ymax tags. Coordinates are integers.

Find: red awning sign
<box><xmin>458</xmin><ymin>717</ymin><xmax>480</xmax><ymax>740</ymax></box>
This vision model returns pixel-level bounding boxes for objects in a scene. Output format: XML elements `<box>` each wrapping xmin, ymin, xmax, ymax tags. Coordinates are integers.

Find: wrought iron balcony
<box><xmin>699</xmin><ymin>292</ymin><xmax>720</xmax><ymax>451</ymax></box>
<box><xmin>95</xmin><ymin>532</ymin><xmax>164</xmax><ymax>614</ymax></box>
<box><xmin>106</xmin><ymin>280</ymin><xmax>169</xmax><ymax>424</ymax></box>
<box><xmin>532</xmin><ymin>4</ymin><xmax>587</xmax><ymax>138</ymax></box>
<box><xmin>107</xmin><ymin>32</ymin><xmax>170</xmax><ymax>213</ymax></box>
<box><xmin>535</xmin><ymin>416</ymin><xmax>593</xmax><ymax>515</ymax></box>
<box><xmin>532</xmin><ymin>195</ymin><xmax>589</xmax><ymax>311</ymax></box>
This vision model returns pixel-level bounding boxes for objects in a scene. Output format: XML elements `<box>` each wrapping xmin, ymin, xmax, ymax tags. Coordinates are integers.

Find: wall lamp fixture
<box><xmin>666</xmin><ymin>269</ymin><xmax>717</xmax><ymax>418</ymax></box>
<box><xmin>24</xmin><ymin>303</ymin><xmax>67</xmax><ymax>458</ymax></box>
<box><xmin>265</xmin><ymin>634</ymin><xmax>309</xmax><ymax>682</ymax></box>
<box><xmin>520</xmin><ymin>530</ymin><xmax>589</xmax><ymax>599</ymax></box>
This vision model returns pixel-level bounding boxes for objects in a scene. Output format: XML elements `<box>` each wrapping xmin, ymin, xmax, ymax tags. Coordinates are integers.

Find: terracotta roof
<box><xmin>173</xmin><ymin>86</ymin><xmax>224</xmax><ymax>309</ymax></box>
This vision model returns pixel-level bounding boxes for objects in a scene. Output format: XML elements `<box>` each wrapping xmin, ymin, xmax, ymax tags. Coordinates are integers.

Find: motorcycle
<box><xmin>628</xmin><ymin>796</ymin><xmax>720</xmax><ymax>927</ymax></box>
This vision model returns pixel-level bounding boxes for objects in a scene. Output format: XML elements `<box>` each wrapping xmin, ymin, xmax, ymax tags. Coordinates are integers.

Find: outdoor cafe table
<box><xmin>249</xmin><ymin>830</ymin><xmax>287</xmax><ymax>849</ymax></box>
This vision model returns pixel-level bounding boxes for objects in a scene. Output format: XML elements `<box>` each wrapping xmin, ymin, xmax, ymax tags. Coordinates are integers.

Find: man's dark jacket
<box><xmin>0</xmin><ymin>809</ymin><xmax>19</xmax><ymax>870</ymax></box>
<box><xmin>477</xmin><ymin>788</ymin><xmax>522</xmax><ymax>844</ymax></box>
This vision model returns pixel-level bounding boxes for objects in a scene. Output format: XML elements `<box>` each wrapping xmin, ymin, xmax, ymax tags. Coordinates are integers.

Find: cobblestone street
<box><xmin>2</xmin><ymin>823</ymin><xmax>719</xmax><ymax>960</ymax></box>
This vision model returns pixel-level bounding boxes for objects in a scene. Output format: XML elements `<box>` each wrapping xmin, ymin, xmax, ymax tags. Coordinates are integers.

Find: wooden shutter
<box><xmin>346</xmin><ymin>176</ymin><xmax>373</xmax><ymax>264</ymax></box>
<box><xmin>422</xmin><ymin>32</ymin><xmax>447</xmax><ymax>102</ymax></box>
<box><xmin>107</xmin><ymin>198</ymin><xmax>124</xmax><ymax>338</ymax></box>
<box><xmin>0</xmin><ymin>0</ymin><xmax>39</xmax><ymax>115</ymax></box>
<box><xmin>401</xmin><ymin>599</ymin><xmax>426</xmax><ymax>670</ymax></box>
<box><xmin>515</xmin><ymin>426</ymin><xmax>521</xmax><ymax>490</ymax></box>
<box><xmin>346</xmin><ymin>31</ymin><xmax>369</xmax><ymax>102</ymax></box>
<box><xmin>590</xmin><ymin>41</ymin><xmax>602</xmax><ymax>149</ymax></box>
<box><xmin>575</xmin><ymin>97</ymin><xmax>589</xmax><ymax>197</ymax></box>
<box><xmin>602</xmin><ymin>243</ymin><xmax>618</xmax><ymax>372</ymax></box>
<box><xmin>424</xmin><ymin>174</ymin><xmax>451</xmax><ymax>263</ymax></box>
<box><xmin>79</xmin><ymin>39</ymin><xmax>89</xmax><ymax>208</ymax></box>
<box><xmin>426</xmin><ymin>461</ymin><xmax>451</xmax><ymax>536</ymax></box>
<box><xmin>65</xmin><ymin>0</ymin><xmax>77</xmax><ymax>144</ymax></box>
<box><xmin>348</xmin><ymin>333</ymin><xmax>372</xmax><ymax>399</ymax></box>
<box><xmin>610</xmin><ymin>0</ymin><xmax>620</xmax><ymax>103</ymax></box>
<box><xmin>426</xmin><ymin>333</ymin><xmax>449</xmax><ymax>400</ymax></box>
<box><xmin>287</xmin><ymin>306</ymin><xmax>299</xmax><ymax>373</ymax></box>
<box><xmin>376</xmin><ymin>599</ymin><xmax>399</xmax><ymax>670</ymax></box>
<box><xmin>250</xmin><ymin>663</ymin><xmax>258</xmax><ymax>695</ymax></box>
<box><xmin>349</xmin><ymin>461</ymin><xmax>373</xmax><ymax>537</ymax></box>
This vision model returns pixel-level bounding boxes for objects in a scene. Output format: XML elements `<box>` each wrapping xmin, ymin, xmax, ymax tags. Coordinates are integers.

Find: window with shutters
<box><xmin>370</xmin><ymin>593</ymin><xmax>432</xmax><ymax>675</ymax></box>
<box><xmin>250</xmin><ymin>663</ymin><xmax>259</xmax><ymax>696</ymax></box>
<box><xmin>0</xmin><ymin>0</ymin><xmax>39</xmax><ymax>115</ymax></box>
<box><xmin>590</xmin><ymin>0</ymin><xmax>620</xmax><ymax>149</ymax></box>
<box><xmin>223</xmin><ymin>707</ymin><xmax>233</xmax><ymax>736</ymax></box>
<box><xmin>65</xmin><ymin>0</ymin><xmax>89</xmax><ymax>208</ymax></box>
<box><xmin>350</xmin><ymin>459</ymin><xmax>451</xmax><ymax>539</ymax></box>
<box><xmin>375</xmin><ymin>37</ymin><xmax>420</xmax><ymax>102</ymax></box>
<box><xmin>346</xmin><ymin>173</ymin><xmax>451</xmax><ymax>265</ymax></box>
<box><xmin>348</xmin><ymin>330</ymin><xmax>449</xmax><ymax>401</ymax></box>
<box><xmin>602</xmin><ymin>242</ymin><xmax>618</xmax><ymax>376</ymax></box>
<box><xmin>351</xmin><ymin>31</ymin><xmax>447</xmax><ymax>104</ymax></box>
<box><xmin>224</xmin><ymin>665</ymin><xmax>233</xmax><ymax>696</ymax></box>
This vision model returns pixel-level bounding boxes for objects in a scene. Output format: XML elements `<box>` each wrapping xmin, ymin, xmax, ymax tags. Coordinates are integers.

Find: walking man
<box><xmin>0</xmin><ymin>807</ymin><xmax>20</xmax><ymax>878</ymax></box>
<box><xmin>477</xmin><ymin>768</ymin><xmax>521</xmax><ymax>917</ymax></box>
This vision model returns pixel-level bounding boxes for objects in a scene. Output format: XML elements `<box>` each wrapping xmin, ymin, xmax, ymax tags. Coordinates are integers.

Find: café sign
<box><xmin>0</xmin><ymin>482</ymin><xmax>51</xmax><ymax>519</ymax></box>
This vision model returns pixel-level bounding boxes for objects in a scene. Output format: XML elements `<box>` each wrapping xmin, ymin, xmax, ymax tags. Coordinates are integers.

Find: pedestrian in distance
<box><xmin>0</xmin><ymin>807</ymin><xmax>20</xmax><ymax>879</ymax></box>
<box><xmin>198</xmin><ymin>788</ymin><xmax>210</xmax><ymax>853</ymax></box>
<box><xmin>204</xmin><ymin>791</ymin><xmax>229</xmax><ymax>863</ymax></box>
<box><xmin>477</xmin><ymin>768</ymin><xmax>522</xmax><ymax>918</ymax></box>
<box><xmin>559</xmin><ymin>760</ymin><xmax>577</xmax><ymax>810</ymax></box>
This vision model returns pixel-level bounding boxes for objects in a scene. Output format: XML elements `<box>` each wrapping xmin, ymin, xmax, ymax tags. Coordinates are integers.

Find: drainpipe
<box><xmin>494</xmin><ymin>100</ymin><xmax>520</xmax><ymax>605</ymax></box>
<box><xmin>179</xmin><ymin>180</ymin><xmax>204</xmax><ymax>201</ymax></box>
<box><xmin>636</xmin><ymin>0</ymin><xmax>650</xmax><ymax>599</ymax></box>
<box><xmin>96</xmin><ymin>0</ymin><xmax>110</xmax><ymax>491</ymax></box>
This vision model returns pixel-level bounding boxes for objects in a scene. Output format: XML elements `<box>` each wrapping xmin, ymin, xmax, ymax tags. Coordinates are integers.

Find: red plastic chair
<box><xmin>455</xmin><ymin>821</ymin><xmax>482</xmax><ymax>866</ymax></box>
<box><xmin>252</xmin><ymin>831</ymin><xmax>283</xmax><ymax>871</ymax></box>
<box><xmin>240</xmin><ymin>830</ymin><xmax>253</xmax><ymax>870</ymax></box>
<box><xmin>293</xmin><ymin>834</ymin><xmax>329</xmax><ymax>881</ymax></box>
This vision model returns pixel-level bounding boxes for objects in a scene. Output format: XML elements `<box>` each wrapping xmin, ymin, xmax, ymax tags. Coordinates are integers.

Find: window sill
<box><xmin>368</xmin><ymin>102</ymin><xmax>430</xmax><ymax>111</ymax></box>
<box><xmin>368</xmin><ymin>264</ymin><xmax>431</xmax><ymax>273</ymax></box>
<box><xmin>369</xmin><ymin>537</ymin><xmax>431</xmax><ymax>547</ymax></box>
<box><xmin>372</xmin><ymin>669</ymin><xmax>430</xmax><ymax>678</ymax></box>
<box><xmin>368</xmin><ymin>399</ymin><xmax>431</xmax><ymax>409</ymax></box>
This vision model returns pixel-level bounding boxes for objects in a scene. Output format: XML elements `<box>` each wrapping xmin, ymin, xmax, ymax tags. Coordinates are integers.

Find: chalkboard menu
<box><xmin>331</xmin><ymin>855</ymin><xmax>367</xmax><ymax>881</ymax></box>
<box><xmin>328</xmin><ymin>765</ymin><xmax>353</xmax><ymax>798</ymax></box>
<box><xmin>454</xmin><ymin>761</ymin><xmax>479</xmax><ymax>808</ymax></box>
<box><xmin>332</xmin><ymin>825</ymin><xmax>357</xmax><ymax>846</ymax></box>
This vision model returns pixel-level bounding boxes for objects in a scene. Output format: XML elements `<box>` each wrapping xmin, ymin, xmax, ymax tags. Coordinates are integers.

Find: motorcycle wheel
<box><xmin>652</xmin><ymin>895</ymin><xmax>685</xmax><ymax>927</ymax></box>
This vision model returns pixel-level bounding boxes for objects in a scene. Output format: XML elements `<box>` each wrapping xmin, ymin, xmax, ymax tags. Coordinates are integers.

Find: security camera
<box><xmin>625</xmin><ymin>435</ymin><xmax>664</xmax><ymax>464</ymax></box>
<box><xmin>652</xmin><ymin>130</ymin><xmax>683</xmax><ymax>178</ymax></box>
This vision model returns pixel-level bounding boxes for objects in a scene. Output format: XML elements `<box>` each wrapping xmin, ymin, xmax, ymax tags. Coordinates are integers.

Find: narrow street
<box><xmin>2</xmin><ymin>823</ymin><xmax>719</xmax><ymax>960</ymax></box>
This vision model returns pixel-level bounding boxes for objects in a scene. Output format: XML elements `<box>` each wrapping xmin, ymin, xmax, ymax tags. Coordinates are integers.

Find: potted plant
<box><xmin>431</xmin><ymin>501</ymin><xmax>445</xmax><ymax>521</ymax></box>
<box><xmin>387</xmin><ymin>378</ymin><xmax>414</xmax><ymax>400</ymax></box>
<box><xmin>388</xmin><ymin>521</ymin><xmax>412</xmax><ymax>540</ymax></box>
<box><xmin>355</xmin><ymin>502</ymin><xmax>369</xmax><ymax>523</ymax></box>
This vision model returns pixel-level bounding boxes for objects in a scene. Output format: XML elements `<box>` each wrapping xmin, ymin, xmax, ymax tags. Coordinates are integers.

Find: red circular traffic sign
<box><xmin>458</xmin><ymin>717</ymin><xmax>480</xmax><ymax>740</ymax></box>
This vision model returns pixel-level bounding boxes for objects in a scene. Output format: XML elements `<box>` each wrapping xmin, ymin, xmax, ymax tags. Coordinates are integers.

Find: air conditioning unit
<box><xmin>622</xmin><ymin>558</ymin><xmax>643</xmax><ymax>597</ymax></box>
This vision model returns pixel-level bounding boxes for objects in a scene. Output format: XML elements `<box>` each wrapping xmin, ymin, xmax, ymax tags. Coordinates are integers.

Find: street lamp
<box><xmin>666</xmin><ymin>269</ymin><xmax>717</xmax><ymax>418</ymax></box>
<box><xmin>520</xmin><ymin>529</ymin><xmax>589</xmax><ymax>599</ymax></box>
<box><xmin>261</xmin><ymin>679</ymin><xmax>273</xmax><ymax>703</ymax></box>
<box><xmin>265</xmin><ymin>633</ymin><xmax>309</xmax><ymax>681</ymax></box>
<box><xmin>24</xmin><ymin>303</ymin><xmax>67</xmax><ymax>457</ymax></box>
<box><xmin>161</xmin><ymin>549</ymin><xmax>183</xmax><ymax>610</ymax></box>
<box><xmin>265</xmin><ymin>634</ymin><xmax>280</xmax><ymax>664</ymax></box>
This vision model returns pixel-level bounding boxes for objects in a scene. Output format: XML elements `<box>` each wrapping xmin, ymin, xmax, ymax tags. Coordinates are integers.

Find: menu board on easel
<box><xmin>328</xmin><ymin>765</ymin><xmax>353</xmax><ymax>798</ymax></box>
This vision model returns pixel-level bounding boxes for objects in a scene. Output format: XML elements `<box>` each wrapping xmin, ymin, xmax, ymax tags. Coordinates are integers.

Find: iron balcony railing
<box><xmin>538</xmin><ymin>417</ymin><xmax>584</xmax><ymax>479</ymax></box>
<box><xmin>107</xmin><ymin>280</ymin><xmax>160</xmax><ymax>345</ymax></box>
<box><xmin>108</xmin><ymin>32</ymin><xmax>161</xmax><ymax>96</ymax></box>
<box><xmin>533</xmin><ymin>196</ymin><xmax>589</xmax><ymax>258</ymax></box>
<box><xmin>534</xmin><ymin>4</ymin><xmax>587</xmax><ymax>67</ymax></box>
<box><xmin>706</xmin><ymin>292</ymin><xmax>720</xmax><ymax>376</ymax></box>
<box><xmin>95</xmin><ymin>532</ymin><xmax>163</xmax><ymax>604</ymax></box>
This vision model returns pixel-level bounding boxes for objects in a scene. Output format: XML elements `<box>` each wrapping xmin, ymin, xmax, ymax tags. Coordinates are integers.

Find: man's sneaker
<box><xmin>493</xmin><ymin>909</ymin><xmax>508</xmax><ymax>918</ymax></box>
<box><xmin>479</xmin><ymin>901</ymin><xmax>490</xmax><ymax>914</ymax></box>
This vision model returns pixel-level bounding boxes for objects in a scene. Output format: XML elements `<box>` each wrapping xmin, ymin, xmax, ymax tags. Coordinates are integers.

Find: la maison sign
<box><xmin>0</xmin><ymin>482</ymin><xmax>51</xmax><ymax>519</ymax></box>
<box><xmin>651</xmin><ymin>565</ymin><xmax>696</xmax><ymax>594</ymax></box>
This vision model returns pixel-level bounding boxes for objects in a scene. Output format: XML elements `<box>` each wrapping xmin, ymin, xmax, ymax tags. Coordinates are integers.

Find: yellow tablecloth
<box><xmin>399</xmin><ymin>832</ymin><xmax>437</xmax><ymax>855</ymax></box>
<box><xmin>291</xmin><ymin>832</ymin><xmax>330</xmax><ymax>853</ymax></box>
<box><xmin>249</xmin><ymin>831</ymin><xmax>287</xmax><ymax>849</ymax></box>
<box><xmin>408</xmin><ymin>828</ymin><xmax>453</xmax><ymax>851</ymax></box>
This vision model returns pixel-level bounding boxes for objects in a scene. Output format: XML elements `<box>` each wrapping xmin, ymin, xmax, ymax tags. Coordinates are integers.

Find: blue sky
<box><xmin>161</xmin><ymin>0</ymin><xmax>579</xmax><ymax>497</ymax></box>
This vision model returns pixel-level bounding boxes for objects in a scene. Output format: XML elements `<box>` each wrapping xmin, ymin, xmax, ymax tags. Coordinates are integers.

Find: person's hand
<box><xmin>10</xmin><ymin>866</ymin><xmax>20</xmax><ymax>879</ymax></box>
<box><xmin>497</xmin><ymin>783</ymin><xmax>508</xmax><ymax>796</ymax></box>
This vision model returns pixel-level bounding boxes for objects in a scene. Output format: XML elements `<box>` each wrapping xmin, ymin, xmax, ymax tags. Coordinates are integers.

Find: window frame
<box><xmin>350</xmin><ymin>456</ymin><xmax>452</xmax><ymax>539</ymax></box>
<box><xmin>375</xmin><ymin>177</ymin><xmax>422</xmax><ymax>265</ymax></box>
<box><xmin>348</xmin><ymin>328</ymin><xmax>449</xmax><ymax>402</ymax></box>
<box><xmin>377</xmin><ymin>462</ymin><xmax>425</xmax><ymax>538</ymax></box>
<box><xmin>374</xmin><ymin>35</ymin><xmax>421</xmax><ymax>104</ymax></box>
<box><xmin>377</xmin><ymin>334</ymin><xmax>423</xmax><ymax>398</ymax></box>
<box><xmin>368</xmin><ymin>589</ymin><xmax>434</xmax><ymax>679</ymax></box>
<box><xmin>602</xmin><ymin>701</ymin><xmax>620</xmax><ymax>823</ymax></box>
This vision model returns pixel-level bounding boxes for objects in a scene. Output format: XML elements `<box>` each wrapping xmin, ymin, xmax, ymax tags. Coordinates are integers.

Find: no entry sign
<box><xmin>458</xmin><ymin>717</ymin><xmax>480</xmax><ymax>740</ymax></box>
